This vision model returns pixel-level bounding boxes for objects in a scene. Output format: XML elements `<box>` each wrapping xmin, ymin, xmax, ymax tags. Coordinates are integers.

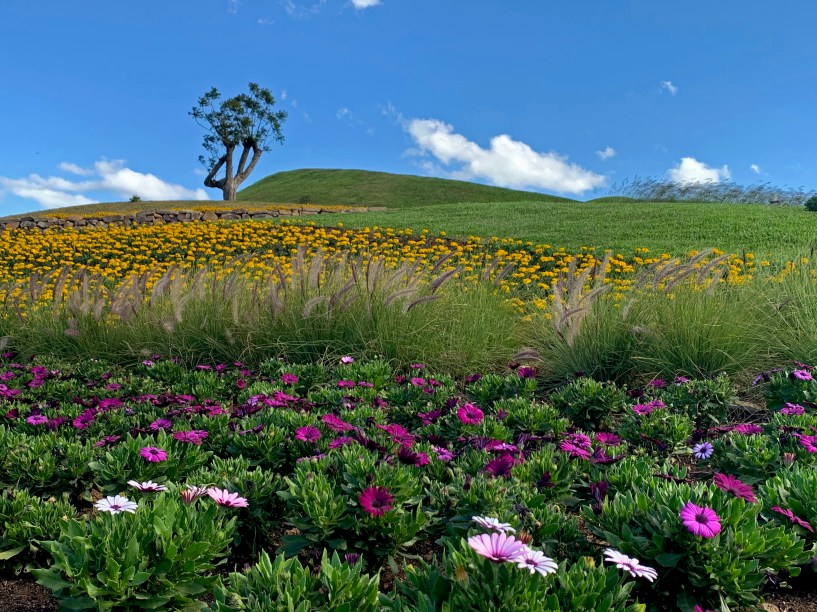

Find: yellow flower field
<box><xmin>0</xmin><ymin>219</ymin><xmax>756</xmax><ymax>316</ymax></box>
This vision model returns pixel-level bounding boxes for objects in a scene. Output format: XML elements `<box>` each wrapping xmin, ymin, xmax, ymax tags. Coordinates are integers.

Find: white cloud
<box><xmin>280</xmin><ymin>89</ymin><xmax>288</xmax><ymax>101</ymax></box>
<box><xmin>660</xmin><ymin>81</ymin><xmax>678</xmax><ymax>96</ymax></box>
<box><xmin>596</xmin><ymin>146</ymin><xmax>616</xmax><ymax>161</ymax></box>
<box><xmin>227</xmin><ymin>0</ymin><xmax>239</xmax><ymax>13</ymax></box>
<box><xmin>0</xmin><ymin>160</ymin><xmax>208</xmax><ymax>210</ymax></box>
<box><xmin>58</xmin><ymin>162</ymin><xmax>93</xmax><ymax>176</ymax></box>
<box><xmin>750</xmin><ymin>163</ymin><xmax>761</xmax><ymax>174</ymax></box>
<box><xmin>282</xmin><ymin>0</ymin><xmax>327</xmax><ymax>17</ymax></box>
<box><xmin>257</xmin><ymin>17</ymin><xmax>274</xmax><ymax>25</ymax></box>
<box><xmin>337</xmin><ymin>107</ymin><xmax>352</xmax><ymax>120</ymax></box>
<box><xmin>351</xmin><ymin>0</ymin><xmax>381</xmax><ymax>8</ymax></box>
<box><xmin>667</xmin><ymin>157</ymin><xmax>731</xmax><ymax>184</ymax></box>
<box><xmin>406</xmin><ymin>118</ymin><xmax>606</xmax><ymax>195</ymax></box>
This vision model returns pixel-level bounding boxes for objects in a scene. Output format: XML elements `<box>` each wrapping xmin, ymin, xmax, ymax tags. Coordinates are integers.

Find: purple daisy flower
<box><xmin>595</xmin><ymin>432</ymin><xmax>622</xmax><ymax>446</ymax></box>
<box><xmin>692</xmin><ymin>442</ymin><xmax>714</xmax><ymax>460</ymax></box>
<box><xmin>484</xmin><ymin>455</ymin><xmax>516</xmax><ymax>478</ymax></box>
<box><xmin>771</xmin><ymin>506</ymin><xmax>814</xmax><ymax>533</ymax></box>
<box><xmin>733</xmin><ymin>424</ymin><xmax>763</xmax><ymax>435</ymax></box>
<box><xmin>139</xmin><ymin>447</ymin><xmax>168</xmax><ymax>462</ymax></box>
<box><xmin>26</xmin><ymin>414</ymin><xmax>48</xmax><ymax>426</ymax></box>
<box><xmin>713</xmin><ymin>473</ymin><xmax>757</xmax><ymax>503</ymax></box>
<box><xmin>359</xmin><ymin>486</ymin><xmax>394</xmax><ymax>517</ymax></box>
<box><xmin>793</xmin><ymin>369</ymin><xmax>813</xmax><ymax>381</ymax></box>
<box><xmin>295</xmin><ymin>426</ymin><xmax>321</xmax><ymax>443</ymax></box>
<box><xmin>780</xmin><ymin>403</ymin><xmax>806</xmax><ymax>415</ymax></box>
<box><xmin>680</xmin><ymin>502</ymin><xmax>721</xmax><ymax>538</ymax></box>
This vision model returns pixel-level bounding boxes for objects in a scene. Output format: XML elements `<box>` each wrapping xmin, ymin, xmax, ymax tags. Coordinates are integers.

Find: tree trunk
<box><xmin>223</xmin><ymin>180</ymin><xmax>237</xmax><ymax>201</ymax></box>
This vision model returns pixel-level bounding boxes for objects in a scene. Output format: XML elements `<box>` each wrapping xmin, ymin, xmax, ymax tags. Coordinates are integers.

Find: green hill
<box><xmin>237</xmin><ymin>168</ymin><xmax>575</xmax><ymax>207</ymax></box>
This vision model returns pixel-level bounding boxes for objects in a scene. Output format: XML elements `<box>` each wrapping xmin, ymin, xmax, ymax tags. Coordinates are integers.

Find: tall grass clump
<box><xmin>0</xmin><ymin>251</ymin><xmax>521</xmax><ymax>375</ymax></box>
<box><xmin>609</xmin><ymin>176</ymin><xmax>816</xmax><ymax>206</ymax></box>
<box><xmin>527</xmin><ymin>250</ymin><xmax>772</xmax><ymax>386</ymax></box>
<box><xmin>759</xmin><ymin>264</ymin><xmax>817</xmax><ymax>366</ymax></box>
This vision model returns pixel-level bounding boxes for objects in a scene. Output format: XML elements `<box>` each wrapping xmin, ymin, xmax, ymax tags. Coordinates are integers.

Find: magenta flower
<box><xmin>432</xmin><ymin>445</ymin><xmax>455</xmax><ymax>461</ymax></box>
<box><xmin>359</xmin><ymin>486</ymin><xmax>394</xmax><ymax>517</ymax></box>
<box><xmin>281</xmin><ymin>373</ymin><xmax>299</xmax><ymax>385</ymax></box>
<box><xmin>771</xmin><ymin>506</ymin><xmax>814</xmax><ymax>532</ymax></box>
<box><xmin>139</xmin><ymin>447</ymin><xmax>168</xmax><ymax>462</ymax></box>
<box><xmin>457</xmin><ymin>403</ymin><xmax>485</xmax><ymax>425</ymax></box>
<box><xmin>798</xmin><ymin>435</ymin><xmax>817</xmax><ymax>453</ymax></box>
<box><xmin>328</xmin><ymin>436</ymin><xmax>356</xmax><ymax>449</ymax></box>
<box><xmin>173</xmin><ymin>430</ymin><xmax>208</xmax><ymax>445</ymax></box>
<box><xmin>595</xmin><ymin>432</ymin><xmax>622</xmax><ymax>446</ymax></box>
<box><xmin>514</xmin><ymin>549</ymin><xmax>558</xmax><ymax>575</ymax></box>
<box><xmin>207</xmin><ymin>488</ymin><xmax>249</xmax><ymax>508</ymax></box>
<box><xmin>484</xmin><ymin>455</ymin><xmax>516</xmax><ymax>478</ymax></box>
<box><xmin>340</xmin><ymin>355</ymin><xmax>355</xmax><ymax>364</ymax></box>
<box><xmin>295</xmin><ymin>426</ymin><xmax>321</xmax><ymax>443</ymax></box>
<box><xmin>26</xmin><ymin>414</ymin><xmax>48</xmax><ymax>426</ymax></box>
<box><xmin>793</xmin><ymin>369</ymin><xmax>813</xmax><ymax>381</ymax></box>
<box><xmin>397</xmin><ymin>446</ymin><xmax>430</xmax><ymax>467</ymax></box>
<box><xmin>467</xmin><ymin>532</ymin><xmax>529</xmax><ymax>563</ymax></box>
<box><xmin>150</xmin><ymin>418</ymin><xmax>172</xmax><ymax>430</ymax></box>
<box><xmin>603</xmin><ymin>549</ymin><xmax>658</xmax><ymax>581</ymax></box>
<box><xmin>337</xmin><ymin>380</ymin><xmax>356</xmax><ymax>388</ymax></box>
<box><xmin>780</xmin><ymin>403</ymin><xmax>806</xmax><ymax>415</ymax></box>
<box><xmin>648</xmin><ymin>378</ymin><xmax>667</xmax><ymax>388</ymax></box>
<box><xmin>733</xmin><ymin>424</ymin><xmax>763</xmax><ymax>435</ymax></box>
<box><xmin>516</xmin><ymin>366</ymin><xmax>536</xmax><ymax>379</ymax></box>
<box><xmin>632</xmin><ymin>403</ymin><xmax>655</xmax><ymax>415</ymax></box>
<box><xmin>680</xmin><ymin>502</ymin><xmax>721</xmax><ymax>538</ymax></box>
<box><xmin>322</xmin><ymin>414</ymin><xmax>356</xmax><ymax>432</ymax></box>
<box><xmin>713</xmin><ymin>473</ymin><xmax>757</xmax><ymax>503</ymax></box>
<box><xmin>560</xmin><ymin>442</ymin><xmax>592</xmax><ymax>459</ymax></box>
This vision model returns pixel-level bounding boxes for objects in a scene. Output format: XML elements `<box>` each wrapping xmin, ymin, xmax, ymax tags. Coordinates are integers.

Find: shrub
<box><xmin>550</xmin><ymin>377</ymin><xmax>626</xmax><ymax>430</ymax></box>
<box><xmin>805</xmin><ymin>195</ymin><xmax>817</xmax><ymax>212</ymax></box>
<box><xmin>0</xmin><ymin>488</ymin><xmax>77</xmax><ymax>571</ymax></box>
<box><xmin>213</xmin><ymin>550</ymin><xmax>380</xmax><ymax>611</ymax></box>
<box><xmin>584</xmin><ymin>480</ymin><xmax>809</xmax><ymax>609</ymax></box>
<box><xmin>33</xmin><ymin>491</ymin><xmax>235</xmax><ymax>610</ymax></box>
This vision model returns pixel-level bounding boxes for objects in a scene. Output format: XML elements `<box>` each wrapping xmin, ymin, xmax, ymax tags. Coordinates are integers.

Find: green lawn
<box><xmin>309</xmin><ymin>200</ymin><xmax>817</xmax><ymax>261</ymax></box>
<box><xmin>237</xmin><ymin>168</ymin><xmax>574</xmax><ymax>207</ymax></box>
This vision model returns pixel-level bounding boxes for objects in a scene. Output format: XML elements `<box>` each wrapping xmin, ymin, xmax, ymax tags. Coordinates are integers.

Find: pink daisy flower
<box><xmin>467</xmin><ymin>532</ymin><xmax>529</xmax><ymax>563</ymax></box>
<box><xmin>603</xmin><ymin>549</ymin><xmax>658</xmax><ymax>582</ymax></box>
<box><xmin>514</xmin><ymin>549</ymin><xmax>558</xmax><ymax>575</ymax></box>
<box><xmin>680</xmin><ymin>502</ymin><xmax>721</xmax><ymax>538</ymax></box>
<box><xmin>798</xmin><ymin>435</ymin><xmax>817</xmax><ymax>453</ymax></box>
<box><xmin>206</xmin><ymin>488</ymin><xmax>249</xmax><ymax>508</ymax></box>
<box><xmin>733</xmin><ymin>424</ymin><xmax>763</xmax><ymax>435</ymax></box>
<box><xmin>457</xmin><ymin>403</ymin><xmax>485</xmax><ymax>425</ymax></box>
<box><xmin>713</xmin><ymin>473</ymin><xmax>757</xmax><ymax>503</ymax></box>
<box><xmin>139</xmin><ymin>447</ymin><xmax>168</xmax><ymax>462</ymax></box>
<box><xmin>472</xmin><ymin>516</ymin><xmax>516</xmax><ymax>534</ymax></box>
<box><xmin>322</xmin><ymin>414</ymin><xmax>356</xmax><ymax>432</ymax></box>
<box><xmin>127</xmin><ymin>480</ymin><xmax>168</xmax><ymax>493</ymax></box>
<box><xmin>26</xmin><ymin>414</ymin><xmax>48</xmax><ymax>426</ymax></box>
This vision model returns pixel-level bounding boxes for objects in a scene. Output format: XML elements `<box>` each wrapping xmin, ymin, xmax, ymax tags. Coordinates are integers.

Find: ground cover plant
<box><xmin>0</xmin><ymin>353</ymin><xmax>816</xmax><ymax>610</ymax></box>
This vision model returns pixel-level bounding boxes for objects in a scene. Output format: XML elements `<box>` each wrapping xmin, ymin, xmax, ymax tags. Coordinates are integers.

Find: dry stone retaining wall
<box><xmin>0</xmin><ymin>207</ymin><xmax>386</xmax><ymax>231</ymax></box>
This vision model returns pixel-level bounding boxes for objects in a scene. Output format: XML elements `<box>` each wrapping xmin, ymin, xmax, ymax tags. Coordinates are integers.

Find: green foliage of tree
<box><xmin>190</xmin><ymin>82</ymin><xmax>287</xmax><ymax>201</ymax></box>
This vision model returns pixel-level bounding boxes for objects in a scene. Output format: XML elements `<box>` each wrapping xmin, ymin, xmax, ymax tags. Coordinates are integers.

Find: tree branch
<box><xmin>235</xmin><ymin>144</ymin><xmax>262</xmax><ymax>187</ymax></box>
<box><xmin>235</xmin><ymin>142</ymin><xmax>252</xmax><ymax>177</ymax></box>
<box><xmin>203</xmin><ymin>154</ymin><xmax>228</xmax><ymax>189</ymax></box>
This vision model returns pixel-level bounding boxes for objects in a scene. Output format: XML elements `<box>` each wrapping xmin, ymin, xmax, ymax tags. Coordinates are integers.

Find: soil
<box><xmin>0</xmin><ymin>578</ymin><xmax>58</xmax><ymax>612</ymax></box>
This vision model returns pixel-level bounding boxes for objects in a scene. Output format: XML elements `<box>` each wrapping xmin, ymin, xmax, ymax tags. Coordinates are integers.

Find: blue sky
<box><xmin>1</xmin><ymin>0</ymin><xmax>816</xmax><ymax>214</ymax></box>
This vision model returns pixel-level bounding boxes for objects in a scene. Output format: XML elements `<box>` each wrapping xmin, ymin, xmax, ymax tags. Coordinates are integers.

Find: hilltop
<box><xmin>236</xmin><ymin>168</ymin><xmax>575</xmax><ymax>207</ymax></box>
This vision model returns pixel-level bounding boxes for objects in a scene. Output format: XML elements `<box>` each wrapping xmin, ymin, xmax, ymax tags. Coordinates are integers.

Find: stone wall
<box><xmin>0</xmin><ymin>207</ymin><xmax>385</xmax><ymax>231</ymax></box>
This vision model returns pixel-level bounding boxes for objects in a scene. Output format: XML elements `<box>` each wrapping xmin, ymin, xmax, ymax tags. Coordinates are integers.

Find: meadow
<box><xmin>3</xmin><ymin>174</ymin><xmax>817</xmax><ymax>610</ymax></box>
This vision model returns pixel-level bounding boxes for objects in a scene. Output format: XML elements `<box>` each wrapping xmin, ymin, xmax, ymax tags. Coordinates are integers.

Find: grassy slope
<box><xmin>302</xmin><ymin>200</ymin><xmax>817</xmax><ymax>261</ymax></box>
<box><xmin>237</xmin><ymin>168</ymin><xmax>575</xmax><ymax>207</ymax></box>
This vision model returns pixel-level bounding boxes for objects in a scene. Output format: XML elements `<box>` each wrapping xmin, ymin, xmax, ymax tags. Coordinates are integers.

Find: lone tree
<box><xmin>190</xmin><ymin>82</ymin><xmax>287</xmax><ymax>201</ymax></box>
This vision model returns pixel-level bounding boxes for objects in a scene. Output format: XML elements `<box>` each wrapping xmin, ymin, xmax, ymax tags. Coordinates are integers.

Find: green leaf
<box><xmin>280</xmin><ymin>535</ymin><xmax>313</xmax><ymax>556</ymax></box>
<box><xmin>0</xmin><ymin>545</ymin><xmax>26</xmax><ymax>560</ymax></box>
<box><xmin>57</xmin><ymin>596</ymin><xmax>98</xmax><ymax>610</ymax></box>
<box><xmin>31</xmin><ymin>568</ymin><xmax>73</xmax><ymax>591</ymax></box>
<box><xmin>655</xmin><ymin>552</ymin><xmax>686</xmax><ymax>568</ymax></box>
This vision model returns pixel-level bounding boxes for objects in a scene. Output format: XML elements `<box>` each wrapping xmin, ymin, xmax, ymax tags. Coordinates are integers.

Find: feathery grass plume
<box><xmin>550</xmin><ymin>254</ymin><xmax>612</xmax><ymax>347</ymax></box>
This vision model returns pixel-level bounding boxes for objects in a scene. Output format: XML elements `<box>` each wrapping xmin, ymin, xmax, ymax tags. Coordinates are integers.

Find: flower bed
<box><xmin>1</xmin><ymin>352</ymin><xmax>816</xmax><ymax>609</ymax></box>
